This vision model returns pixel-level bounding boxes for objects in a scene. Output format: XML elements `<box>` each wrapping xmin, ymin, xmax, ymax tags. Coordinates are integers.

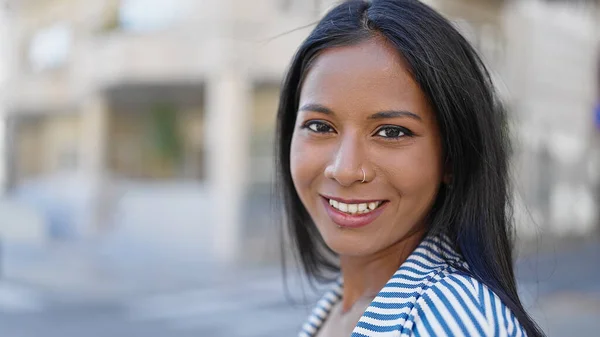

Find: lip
<box><xmin>321</xmin><ymin>194</ymin><xmax>386</xmax><ymax>204</ymax></box>
<box><xmin>320</xmin><ymin>196</ymin><xmax>388</xmax><ymax>229</ymax></box>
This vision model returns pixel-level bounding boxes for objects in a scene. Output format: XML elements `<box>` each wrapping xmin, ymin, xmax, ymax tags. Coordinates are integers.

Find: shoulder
<box><xmin>410</xmin><ymin>271</ymin><xmax>527</xmax><ymax>337</ymax></box>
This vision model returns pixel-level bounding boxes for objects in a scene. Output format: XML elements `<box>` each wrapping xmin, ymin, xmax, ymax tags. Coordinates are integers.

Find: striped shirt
<box><xmin>299</xmin><ymin>235</ymin><xmax>527</xmax><ymax>337</ymax></box>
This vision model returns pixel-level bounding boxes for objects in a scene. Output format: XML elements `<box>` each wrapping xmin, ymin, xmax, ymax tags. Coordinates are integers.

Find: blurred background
<box><xmin>0</xmin><ymin>0</ymin><xmax>597</xmax><ymax>336</ymax></box>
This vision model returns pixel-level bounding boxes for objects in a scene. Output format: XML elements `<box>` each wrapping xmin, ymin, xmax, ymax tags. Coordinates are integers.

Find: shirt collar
<box><xmin>299</xmin><ymin>233</ymin><xmax>466</xmax><ymax>337</ymax></box>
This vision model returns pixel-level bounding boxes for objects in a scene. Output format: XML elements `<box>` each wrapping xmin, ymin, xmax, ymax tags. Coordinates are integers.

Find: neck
<box><xmin>339</xmin><ymin>230</ymin><xmax>425</xmax><ymax>313</ymax></box>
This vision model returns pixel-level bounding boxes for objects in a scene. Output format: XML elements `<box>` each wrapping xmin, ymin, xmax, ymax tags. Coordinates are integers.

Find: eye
<box><xmin>375</xmin><ymin>125</ymin><xmax>411</xmax><ymax>139</ymax></box>
<box><xmin>303</xmin><ymin>120</ymin><xmax>335</xmax><ymax>134</ymax></box>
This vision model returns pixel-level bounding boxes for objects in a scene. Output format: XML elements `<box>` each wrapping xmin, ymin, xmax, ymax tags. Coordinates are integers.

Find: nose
<box><xmin>324</xmin><ymin>135</ymin><xmax>366</xmax><ymax>187</ymax></box>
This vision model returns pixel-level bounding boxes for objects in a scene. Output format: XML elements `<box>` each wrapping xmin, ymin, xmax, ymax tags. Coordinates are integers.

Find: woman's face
<box><xmin>290</xmin><ymin>38</ymin><xmax>446</xmax><ymax>257</ymax></box>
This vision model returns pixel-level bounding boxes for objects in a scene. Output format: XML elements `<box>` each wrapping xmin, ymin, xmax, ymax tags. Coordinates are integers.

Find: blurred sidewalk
<box><xmin>0</xmin><ymin>235</ymin><xmax>317</xmax><ymax>337</ymax></box>
<box><xmin>3</xmin><ymin>235</ymin><xmax>597</xmax><ymax>299</ymax></box>
<box><xmin>0</xmin><ymin>233</ymin><xmax>598</xmax><ymax>336</ymax></box>
<box><xmin>516</xmin><ymin>238</ymin><xmax>600</xmax><ymax>336</ymax></box>
<box><xmin>1</xmin><ymin>238</ymin><xmax>235</xmax><ymax>303</ymax></box>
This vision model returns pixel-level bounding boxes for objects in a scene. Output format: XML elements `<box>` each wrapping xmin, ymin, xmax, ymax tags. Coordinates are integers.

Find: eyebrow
<box><xmin>368</xmin><ymin>110</ymin><xmax>422</xmax><ymax>121</ymax></box>
<box><xmin>298</xmin><ymin>103</ymin><xmax>422</xmax><ymax>121</ymax></box>
<box><xmin>298</xmin><ymin>103</ymin><xmax>333</xmax><ymax>115</ymax></box>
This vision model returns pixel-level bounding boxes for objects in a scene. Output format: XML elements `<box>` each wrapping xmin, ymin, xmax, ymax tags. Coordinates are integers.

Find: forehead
<box><xmin>299</xmin><ymin>38</ymin><xmax>431</xmax><ymax>119</ymax></box>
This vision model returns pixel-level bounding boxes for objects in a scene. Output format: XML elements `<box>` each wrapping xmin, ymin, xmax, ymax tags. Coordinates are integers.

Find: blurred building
<box><xmin>0</xmin><ymin>0</ymin><xmax>336</xmax><ymax>263</ymax></box>
<box><xmin>0</xmin><ymin>0</ymin><xmax>598</xmax><ymax>263</ymax></box>
<box><xmin>502</xmin><ymin>0</ymin><xmax>600</xmax><ymax>238</ymax></box>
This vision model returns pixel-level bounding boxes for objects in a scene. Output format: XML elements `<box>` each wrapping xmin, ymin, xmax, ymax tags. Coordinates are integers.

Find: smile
<box><xmin>321</xmin><ymin>196</ymin><xmax>388</xmax><ymax>229</ymax></box>
<box><xmin>327</xmin><ymin>198</ymin><xmax>384</xmax><ymax>215</ymax></box>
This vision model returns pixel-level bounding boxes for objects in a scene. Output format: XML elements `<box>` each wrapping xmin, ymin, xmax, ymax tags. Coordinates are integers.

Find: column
<box><xmin>0</xmin><ymin>5</ymin><xmax>11</xmax><ymax>194</ymax></box>
<box><xmin>79</xmin><ymin>94</ymin><xmax>110</xmax><ymax>238</ymax></box>
<box><xmin>204</xmin><ymin>69</ymin><xmax>251</xmax><ymax>263</ymax></box>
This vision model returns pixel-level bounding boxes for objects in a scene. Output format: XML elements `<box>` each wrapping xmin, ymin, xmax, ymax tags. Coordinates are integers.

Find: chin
<box><xmin>321</xmin><ymin>232</ymin><xmax>378</xmax><ymax>257</ymax></box>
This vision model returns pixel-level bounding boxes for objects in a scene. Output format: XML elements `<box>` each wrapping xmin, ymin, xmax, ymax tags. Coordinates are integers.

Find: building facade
<box><xmin>1</xmin><ymin>0</ymin><xmax>598</xmax><ymax>263</ymax></box>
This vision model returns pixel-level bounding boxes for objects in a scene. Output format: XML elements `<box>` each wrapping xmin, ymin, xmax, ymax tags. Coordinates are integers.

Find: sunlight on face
<box><xmin>290</xmin><ymin>38</ymin><xmax>445</xmax><ymax>257</ymax></box>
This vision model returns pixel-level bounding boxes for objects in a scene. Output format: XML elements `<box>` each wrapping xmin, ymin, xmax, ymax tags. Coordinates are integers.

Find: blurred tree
<box><xmin>148</xmin><ymin>102</ymin><xmax>183</xmax><ymax>175</ymax></box>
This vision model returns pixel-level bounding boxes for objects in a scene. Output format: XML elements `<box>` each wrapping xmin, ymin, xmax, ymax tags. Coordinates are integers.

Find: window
<box><xmin>28</xmin><ymin>23</ymin><xmax>72</xmax><ymax>72</ymax></box>
<box><xmin>118</xmin><ymin>0</ymin><xmax>191</xmax><ymax>32</ymax></box>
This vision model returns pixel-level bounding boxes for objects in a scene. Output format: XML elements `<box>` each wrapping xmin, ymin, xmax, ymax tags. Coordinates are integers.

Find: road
<box><xmin>0</xmin><ymin>240</ymin><xmax>598</xmax><ymax>337</ymax></box>
<box><xmin>0</xmin><ymin>275</ymin><xmax>315</xmax><ymax>337</ymax></box>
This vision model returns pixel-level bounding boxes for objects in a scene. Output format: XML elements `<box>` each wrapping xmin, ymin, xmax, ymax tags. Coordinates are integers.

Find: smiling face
<box><xmin>290</xmin><ymin>38</ymin><xmax>446</xmax><ymax>257</ymax></box>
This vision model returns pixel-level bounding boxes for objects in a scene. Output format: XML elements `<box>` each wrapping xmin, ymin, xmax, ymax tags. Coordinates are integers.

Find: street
<box><xmin>0</xmin><ymin>270</ymin><xmax>316</xmax><ymax>337</ymax></box>
<box><xmin>0</xmin><ymin>284</ymin><xmax>311</xmax><ymax>337</ymax></box>
<box><xmin>0</xmin><ymin>239</ymin><xmax>598</xmax><ymax>337</ymax></box>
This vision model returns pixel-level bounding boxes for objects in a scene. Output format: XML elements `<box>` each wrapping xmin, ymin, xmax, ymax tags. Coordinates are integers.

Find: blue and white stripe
<box><xmin>298</xmin><ymin>235</ymin><xmax>527</xmax><ymax>337</ymax></box>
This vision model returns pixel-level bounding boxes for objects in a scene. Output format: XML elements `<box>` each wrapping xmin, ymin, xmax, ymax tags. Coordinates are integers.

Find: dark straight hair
<box><xmin>275</xmin><ymin>1</ymin><xmax>543</xmax><ymax>336</ymax></box>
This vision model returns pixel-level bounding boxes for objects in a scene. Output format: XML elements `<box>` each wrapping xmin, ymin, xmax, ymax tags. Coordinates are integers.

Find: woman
<box><xmin>275</xmin><ymin>0</ymin><xmax>543</xmax><ymax>336</ymax></box>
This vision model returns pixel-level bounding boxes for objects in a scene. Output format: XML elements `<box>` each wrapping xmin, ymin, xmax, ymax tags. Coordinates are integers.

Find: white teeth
<box><xmin>329</xmin><ymin>199</ymin><xmax>382</xmax><ymax>215</ymax></box>
<box><xmin>348</xmin><ymin>204</ymin><xmax>358</xmax><ymax>214</ymax></box>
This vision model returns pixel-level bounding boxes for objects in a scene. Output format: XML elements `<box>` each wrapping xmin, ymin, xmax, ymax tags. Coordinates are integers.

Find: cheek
<box><xmin>290</xmin><ymin>135</ymin><xmax>321</xmax><ymax>194</ymax></box>
<box><xmin>289</xmin><ymin>138</ymin><xmax>303</xmax><ymax>189</ymax></box>
<box><xmin>381</xmin><ymin>140</ymin><xmax>443</xmax><ymax>192</ymax></box>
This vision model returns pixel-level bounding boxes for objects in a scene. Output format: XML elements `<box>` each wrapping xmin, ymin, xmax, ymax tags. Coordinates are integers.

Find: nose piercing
<box><xmin>361</xmin><ymin>168</ymin><xmax>366</xmax><ymax>183</ymax></box>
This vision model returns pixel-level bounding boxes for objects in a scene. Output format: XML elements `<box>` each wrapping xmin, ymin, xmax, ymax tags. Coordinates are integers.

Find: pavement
<box><xmin>0</xmin><ymin>236</ymin><xmax>598</xmax><ymax>337</ymax></box>
<box><xmin>0</xmin><ymin>237</ymin><xmax>322</xmax><ymax>337</ymax></box>
<box><xmin>516</xmin><ymin>239</ymin><xmax>600</xmax><ymax>337</ymax></box>
<box><xmin>0</xmin><ymin>276</ymin><xmax>316</xmax><ymax>337</ymax></box>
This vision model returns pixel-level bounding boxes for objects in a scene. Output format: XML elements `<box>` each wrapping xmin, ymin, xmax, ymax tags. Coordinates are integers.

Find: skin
<box><xmin>289</xmin><ymin>37</ymin><xmax>448</xmax><ymax>331</ymax></box>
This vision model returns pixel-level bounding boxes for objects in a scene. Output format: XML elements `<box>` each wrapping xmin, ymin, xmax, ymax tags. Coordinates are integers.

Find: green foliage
<box><xmin>148</xmin><ymin>102</ymin><xmax>182</xmax><ymax>164</ymax></box>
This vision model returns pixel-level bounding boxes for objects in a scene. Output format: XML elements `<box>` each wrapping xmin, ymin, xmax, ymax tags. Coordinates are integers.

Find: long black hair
<box><xmin>275</xmin><ymin>1</ymin><xmax>543</xmax><ymax>336</ymax></box>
